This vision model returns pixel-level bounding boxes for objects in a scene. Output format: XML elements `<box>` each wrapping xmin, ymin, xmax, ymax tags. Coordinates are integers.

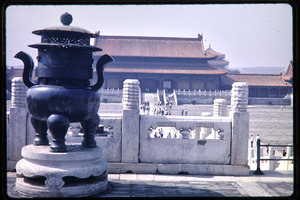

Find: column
<box><xmin>230</xmin><ymin>82</ymin><xmax>249</xmax><ymax>165</ymax></box>
<box><xmin>8</xmin><ymin>77</ymin><xmax>28</xmax><ymax>167</ymax></box>
<box><xmin>121</xmin><ymin>79</ymin><xmax>140</xmax><ymax>163</ymax></box>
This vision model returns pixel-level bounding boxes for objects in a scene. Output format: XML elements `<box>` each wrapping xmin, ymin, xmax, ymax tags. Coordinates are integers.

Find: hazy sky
<box><xmin>5</xmin><ymin>4</ymin><xmax>293</xmax><ymax>69</ymax></box>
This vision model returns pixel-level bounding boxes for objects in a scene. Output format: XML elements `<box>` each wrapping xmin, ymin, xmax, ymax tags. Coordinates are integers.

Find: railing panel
<box><xmin>66</xmin><ymin>114</ymin><xmax>122</xmax><ymax>162</ymax></box>
<box><xmin>139</xmin><ymin>115</ymin><xmax>232</xmax><ymax>164</ymax></box>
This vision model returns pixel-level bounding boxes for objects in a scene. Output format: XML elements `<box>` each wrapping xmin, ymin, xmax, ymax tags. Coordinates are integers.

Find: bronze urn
<box><xmin>15</xmin><ymin>12</ymin><xmax>113</xmax><ymax>152</ymax></box>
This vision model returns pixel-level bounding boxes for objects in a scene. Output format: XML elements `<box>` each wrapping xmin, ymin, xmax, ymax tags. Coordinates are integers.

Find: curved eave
<box><xmin>95</xmin><ymin>54</ymin><xmax>218</xmax><ymax>61</ymax></box>
<box><xmin>221</xmin><ymin>74</ymin><xmax>292</xmax><ymax>87</ymax></box>
<box><xmin>208</xmin><ymin>60</ymin><xmax>229</xmax><ymax>65</ymax></box>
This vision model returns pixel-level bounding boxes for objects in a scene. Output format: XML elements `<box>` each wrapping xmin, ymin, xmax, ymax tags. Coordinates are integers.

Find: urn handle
<box><xmin>14</xmin><ymin>51</ymin><xmax>36</xmax><ymax>88</ymax></box>
<box><xmin>91</xmin><ymin>54</ymin><xmax>113</xmax><ymax>91</ymax></box>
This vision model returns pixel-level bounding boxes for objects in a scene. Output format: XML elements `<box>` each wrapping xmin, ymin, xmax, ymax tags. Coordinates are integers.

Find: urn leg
<box><xmin>80</xmin><ymin>114</ymin><xmax>99</xmax><ymax>148</ymax></box>
<box><xmin>47</xmin><ymin>114</ymin><xmax>70</xmax><ymax>152</ymax></box>
<box><xmin>31</xmin><ymin>117</ymin><xmax>49</xmax><ymax>145</ymax></box>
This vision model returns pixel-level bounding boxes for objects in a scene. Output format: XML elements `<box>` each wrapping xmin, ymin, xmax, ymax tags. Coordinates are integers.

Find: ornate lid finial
<box><xmin>60</xmin><ymin>12</ymin><xmax>73</xmax><ymax>26</ymax></box>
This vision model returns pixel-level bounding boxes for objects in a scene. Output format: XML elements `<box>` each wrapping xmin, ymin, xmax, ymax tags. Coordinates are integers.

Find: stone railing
<box><xmin>176</xmin><ymin>89</ymin><xmax>231</xmax><ymax>96</ymax></box>
<box><xmin>163</xmin><ymin>89</ymin><xmax>167</xmax><ymax>105</ymax></box>
<box><xmin>66</xmin><ymin>114</ymin><xmax>122</xmax><ymax>162</ymax></box>
<box><xmin>172</xmin><ymin>89</ymin><xmax>178</xmax><ymax>105</ymax></box>
<box><xmin>155</xmin><ymin>89</ymin><xmax>160</xmax><ymax>104</ymax></box>
<box><xmin>248</xmin><ymin>142</ymin><xmax>293</xmax><ymax>171</ymax></box>
<box><xmin>7</xmin><ymin>78</ymin><xmax>250</xmax><ymax>175</ymax></box>
<box><xmin>139</xmin><ymin>115</ymin><xmax>231</xmax><ymax>164</ymax></box>
<box><xmin>98</xmin><ymin>88</ymin><xmax>123</xmax><ymax>94</ymax></box>
<box><xmin>98</xmin><ymin>88</ymin><xmax>123</xmax><ymax>103</ymax></box>
<box><xmin>174</xmin><ymin>89</ymin><xmax>231</xmax><ymax>105</ymax></box>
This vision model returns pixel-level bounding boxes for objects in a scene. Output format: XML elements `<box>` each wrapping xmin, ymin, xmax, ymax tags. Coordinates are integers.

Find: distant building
<box><xmin>220</xmin><ymin>73</ymin><xmax>292</xmax><ymax>98</ymax></box>
<box><xmin>93</xmin><ymin>33</ymin><xmax>292</xmax><ymax>98</ymax></box>
<box><xmin>238</xmin><ymin>66</ymin><xmax>286</xmax><ymax>74</ymax></box>
<box><xmin>283</xmin><ymin>60</ymin><xmax>293</xmax><ymax>85</ymax></box>
<box><xmin>93</xmin><ymin>34</ymin><xmax>227</xmax><ymax>91</ymax></box>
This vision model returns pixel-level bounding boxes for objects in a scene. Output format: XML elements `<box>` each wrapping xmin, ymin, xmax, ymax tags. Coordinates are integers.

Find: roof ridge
<box><xmin>98</xmin><ymin>35</ymin><xmax>202</xmax><ymax>41</ymax></box>
<box><xmin>227</xmin><ymin>73</ymin><xmax>283</xmax><ymax>76</ymax></box>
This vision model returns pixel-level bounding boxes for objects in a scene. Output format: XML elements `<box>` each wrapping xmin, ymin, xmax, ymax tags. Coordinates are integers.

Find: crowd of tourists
<box><xmin>140</xmin><ymin>100</ymin><xmax>174</xmax><ymax>116</ymax></box>
<box><xmin>250</xmin><ymin>134</ymin><xmax>288</xmax><ymax>157</ymax></box>
<box><xmin>149</xmin><ymin>127</ymin><xmax>180</xmax><ymax>139</ymax></box>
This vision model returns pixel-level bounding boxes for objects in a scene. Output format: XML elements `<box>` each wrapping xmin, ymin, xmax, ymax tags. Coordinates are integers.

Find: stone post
<box><xmin>199</xmin><ymin>112</ymin><xmax>212</xmax><ymax>139</ymax></box>
<box><xmin>213</xmin><ymin>98</ymin><xmax>227</xmax><ymax>116</ymax></box>
<box><xmin>230</xmin><ymin>82</ymin><xmax>249</xmax><ymax>166</ymax></box>
<box><xmin>121</xmin><ymin>79</ymin><xmax>140</xmax><ymax>163</ymax></box>
<box><xmin>287</xmin><ymin>145</ymin><xmax>293</xmax><ymax>157</ymax></box>
<box><xmin>7</xmin><ymin>77</ymin><xmax>28</xmax><ymax>170</ymax></box>
<box><xmin>287</xmin><ymin>145</ymin><xmax>293</xmax><ymax>170</ymax></box>
<box><xmin>213</xmin><ymin>99</ymin><xmax>227</xmax><ymax>139</ymax></box>
<box><xmin>267</xmin><ymin>146</ymin><xmax>275</xmax><ymax>170</ymax></box>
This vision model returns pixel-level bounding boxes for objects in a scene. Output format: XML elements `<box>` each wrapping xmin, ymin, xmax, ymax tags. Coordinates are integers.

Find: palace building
<box><xmin>93</xmin><ymin>34</ymin><xmax>228</xmax><ymax>92</ymax></box>
<box><xmin>92</xmin><ymin>33</ymin><xmax>292</xmax><ymax>98</ymax></box>
<box><xmin>219</xmin><ymin>73</ymin><xmax>292</xmax><ymax>98</ymax></box>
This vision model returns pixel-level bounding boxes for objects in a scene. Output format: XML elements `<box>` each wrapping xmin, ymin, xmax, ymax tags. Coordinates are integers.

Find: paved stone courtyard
<box><xmin>7</xmin><ymin>171</ymin><xmax>293</xmax><ymax>198</ymax></box>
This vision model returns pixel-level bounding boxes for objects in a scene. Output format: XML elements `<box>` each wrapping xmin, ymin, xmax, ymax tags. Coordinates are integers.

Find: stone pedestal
<box><xmin>15</xmin><ymin>144</ymin><xmax>108</xmax><ymax>197</ymax></box>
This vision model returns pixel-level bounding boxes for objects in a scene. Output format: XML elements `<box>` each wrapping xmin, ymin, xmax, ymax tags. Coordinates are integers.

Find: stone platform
<box><xmin>107</xmin><ymin>162</ymin><xmax>250</xmax><ymax>175</ymax></box>
<box><xmin>7</xmin><ymin>171</ymin><xmax>294</xmax><ymax>197</ymax></box>
<box><xmin>15</xmin><ymin>144</ymin><xmax>108</xmax><ymax>197</ymax></box>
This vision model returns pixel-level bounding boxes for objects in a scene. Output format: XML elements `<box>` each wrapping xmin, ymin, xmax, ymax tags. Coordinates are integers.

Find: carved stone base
<box><xmin>15</xmin><ymin>144</ymin><xmax>108</xmax><ymax>197</ymax></box>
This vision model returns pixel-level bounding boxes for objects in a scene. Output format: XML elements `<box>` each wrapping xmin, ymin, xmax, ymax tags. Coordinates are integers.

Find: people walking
<box><xmin>160</xmin><ymin>128</ymin><xmax>164</xmax><ymax>138</ymax></box>
<box><xmin>282</xmin><ymin>149</ymin><xmax>287</xmax><ymax>157</ymax></box>
<box><xmin>167</xmin><ymin>132</ymin><xmax>171</xmax><ymax>138</ymax></box>
<box><xmin>250</xmin><ymin>135</ymin><xmax>254</xmax><ymax>148</ymax></box>
<box><xmin>266</xmin><ymin>143</ymin><xmax>270</xmax><ymax>155</ymax></box>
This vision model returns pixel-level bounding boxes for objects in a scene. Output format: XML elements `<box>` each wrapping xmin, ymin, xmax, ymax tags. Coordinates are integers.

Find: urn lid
<box><xmin>29</xmin><ymin>12</ymin><xmax>102</xmax><ymax>51</ymax></box>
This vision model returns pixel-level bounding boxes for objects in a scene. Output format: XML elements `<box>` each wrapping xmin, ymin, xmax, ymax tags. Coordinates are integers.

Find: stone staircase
<box><xmin>143</xmin><ymin>93</ymin><xmax>156</xmax><ymax>107</ymax></box>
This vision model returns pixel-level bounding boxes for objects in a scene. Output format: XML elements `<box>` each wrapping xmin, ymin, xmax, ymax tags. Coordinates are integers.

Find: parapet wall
<box><xmin>248</xmin><ymin>97</ymin><xmax>291</xmax><ymax>105</ymax></box>
<box><xmin>99</xmin><ymin>88</ymin><xmax>123</xmax><ymax>103</ymax></box>
<box><xmin>177</xmin><ymin>95</ymin><xmax>231</xmax><ymax>105</ymax></box>
<box><xmin>175</xmin><ymin>89</ymin><xmax>231</xmax><ymax>105</ymax></box>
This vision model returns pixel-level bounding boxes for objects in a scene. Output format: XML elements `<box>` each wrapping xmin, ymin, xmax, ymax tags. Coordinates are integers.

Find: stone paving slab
<box><xmin>258</xmin><ymin>182</ymin><xmax>294</xmax><ymax>196</ymax></box>
<box><xmin>5</xmin><ymin>171</ymin><xmax>294</xmax><ymax>198</ymax></box>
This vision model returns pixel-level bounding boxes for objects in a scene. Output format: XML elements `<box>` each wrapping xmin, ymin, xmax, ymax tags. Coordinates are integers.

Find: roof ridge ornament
<box><xmin>60</xmin><ymin>12</ymin><xmax>73</xmax><ymax>26</ymax></box>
